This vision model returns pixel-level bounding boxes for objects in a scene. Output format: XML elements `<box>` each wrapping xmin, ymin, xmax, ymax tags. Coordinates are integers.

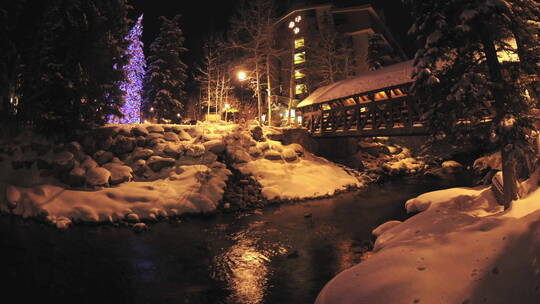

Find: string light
<box><xmin>115</xmin><ymin>14</ymin><xmax>146</xmax><ymax>124</ymax></box>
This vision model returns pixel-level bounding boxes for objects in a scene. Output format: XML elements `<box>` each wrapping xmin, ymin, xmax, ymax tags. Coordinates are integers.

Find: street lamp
<box><xmin>237</xmin><ymin>71</ymin><xmax>248</xmax><ymax>82</ymax></box>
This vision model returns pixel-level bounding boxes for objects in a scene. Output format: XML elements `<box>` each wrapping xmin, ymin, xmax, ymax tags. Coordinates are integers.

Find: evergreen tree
<box><xmin>406</xmin><ymin>0</ymin><xmax>539</xmax><ymax>207</ymax></box>
<box><xmin>22</xmin><ymin>0</ymin><xmax>129</xmax><ymax>134</ymax></box>
<box><xmin>115</xmin><ymin>14</ymin><xmax>146</xmax><ymax>124</ymax></box>
<box><xmin>367</xmin><ymin>33</ymin><xmax>402</xmax><ymax>71</ymax></box>
<box><xmin>143</xmin><ymin>15</ymin><xmax>188</xmax><ymax>122</ymax></box>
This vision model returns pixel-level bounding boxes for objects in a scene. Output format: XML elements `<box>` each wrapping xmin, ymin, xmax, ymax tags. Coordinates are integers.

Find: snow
<box><xmin>1</xmin><ymin>121</ymin><xmax>363</xmax><ymax>228</ymax></box>
<box><xmin>236</xmin><ymin>154</ymin><xmax>362</xmax><ymax>200</ymax></box>
<box><xmin>297</xmin><ymin>60</ymin><xmax>414</xmax><ymax>108</ymax></box>
<box><xmin>316</xmin><ymin>170</ymin><xmax>540</xmax><ymax>304</ymax></box>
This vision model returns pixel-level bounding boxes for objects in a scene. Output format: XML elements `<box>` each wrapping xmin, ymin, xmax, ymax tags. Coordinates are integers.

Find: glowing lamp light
<box><xmin>288</xmin><ymin>21</ymin><xmax>295</xmax><ymax>29</ymax></box>
<box><xmin>176</xmin><ymin>113</ymin><xmax>181</xmax><ymax>117</ymax></box>
<box><xmin>150</xmin><ymin>107</ymin><xmax>154</xmax><ymax>112</ymax></box>
<box><xmin>238</xmin><ymin>71</ymin><xmax>248</xmax><ymax>81</ymax></box>
<box><xmin>293</xmin><ymin>27</ymin><xmax>300</xmax><ymax>34</ymax></box>
<box><xmin>297</xmin><ymin>115</ymin><xmax>302</xmax><ymax>124</ymax></box>
<box><xmin>290</xmin><ymin>109</ymin><xmax>296</xmax><ymax>118</ymax></box>
<box><xmin>295</xmin><ymin>16</ymin><xmax>302</xmax><ymax>22</ymax></box>
<box><xmin>261</xmin><ymin>114</ymin><xmax>266</xmax><ymax>122</ymax></box>
<box><xmin>224</xmin><ymin>103</ymin><xmax>231</xmax><ymax>110</ymax></box>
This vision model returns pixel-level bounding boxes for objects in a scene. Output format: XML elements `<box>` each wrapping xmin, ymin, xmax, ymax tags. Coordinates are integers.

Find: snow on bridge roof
<box><xmin>297</xmin><ymin>60</ymin><xmax>414</xmax><ymax>108</ymax></box>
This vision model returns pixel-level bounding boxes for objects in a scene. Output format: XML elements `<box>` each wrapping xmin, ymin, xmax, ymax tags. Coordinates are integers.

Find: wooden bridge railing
<box><xmin>300</xmin><ymin>84</ymin><xmax>429</xmax><ymax>137</ymax></box>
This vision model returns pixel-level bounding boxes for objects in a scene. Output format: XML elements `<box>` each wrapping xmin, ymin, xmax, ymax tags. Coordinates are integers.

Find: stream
<box><xmin>0</xmin><ymin>178</ymin><xmax>451</xmax><ymax>303</ymax></box>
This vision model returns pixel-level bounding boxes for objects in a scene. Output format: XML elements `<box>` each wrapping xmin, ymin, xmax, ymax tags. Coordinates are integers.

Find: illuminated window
<box><xmin>390</xmin><ymin>88</ymin><xmax>406</xmax><ymax>98</ymax></box>
<box><xmin>295</xmin><ymin>16</ymin><xmax>302</xmax><ymax>23</ymax></box>
<box><xmin>374</xmin><ymin>91</ymin><xmax>389</xmax><ymax>101</ymax></box>
<box><xmin>344</xmin><ymin>98</ymin><xmax>356</xmax><ymax>106</ymax></box>
<box><xmin>295</xmin><ymin>84</ymin><xmax>307</xmax><ymax>95</ymax></box>
<box><xmin>294</xmin><ymin>70</ymin><xmax>305</xmax><ymax>79</ymax></box>
<box><xmin>321</xmin><ymin>103</ymin><xmax>331</xmax><ymax>110</ymax></box>
<box><xmin>293</xmin><ymin>27</ymin><xmax>300</xmax><ymax>35</ymax></box>
<box><xmin>294</xmin><ymin>38</ymin><xmax>305</xmax><ymax>49</ymax></box>
<box><xmin>288</xmin><ymin>21</ymin><xmax>295</xmax><ymax>29</ymax></box>
<box><xmin>359</xmin><ymin>95</ymin><xmax>371</xmax><ymax>103</ymax></box>
<box><xmin>294</xmin><ymin>52</ymin><xmax>306</xmax><ymax>64</ymax></box>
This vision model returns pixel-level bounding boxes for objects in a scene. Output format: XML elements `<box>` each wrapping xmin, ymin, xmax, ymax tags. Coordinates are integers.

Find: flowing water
<box><xmin>0</xmin><ymin>178</ymin><xmax>449</xmax><ymax>304</ymax></box>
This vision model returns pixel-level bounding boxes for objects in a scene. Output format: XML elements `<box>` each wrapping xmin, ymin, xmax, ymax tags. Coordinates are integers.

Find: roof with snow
<box><xmin>297</xmin><ymin>60</ymin><xmax>414</xmax><ymax>108</ymax></box>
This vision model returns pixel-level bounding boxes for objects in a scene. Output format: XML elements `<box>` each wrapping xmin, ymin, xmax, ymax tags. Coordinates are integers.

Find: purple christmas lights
<box><xmin>116</xmin><ymin>15</ymin><xmax>146</xmax><ymax>124</ymax></box>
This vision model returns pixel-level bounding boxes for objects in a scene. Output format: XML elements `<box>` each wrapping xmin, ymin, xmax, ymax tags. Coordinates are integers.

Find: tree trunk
<box><xmin>480</xmin><ymin>27</ymin><xmax>518</xmax><ymax>208</ymax></box>
<box><xmin>255</xmin><ymin>59</ymin><xmax>262</xmax><ymax>125</ymax></box>
<box><xmin>287</xmin><ymin>45</ymin><xmax>295</xmax><ymax>125</ymax></box>
<box><xmin>266</xmin><ymin>54</ymin><xmax>273</xmax><ymax>126</ymax></box>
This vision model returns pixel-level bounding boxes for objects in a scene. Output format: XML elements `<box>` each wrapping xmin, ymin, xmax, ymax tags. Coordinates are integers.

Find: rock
<box><xmin>146</xmin><ymin>125</ymin><xmax>164</xmax><ymax>133</ymax></box>
<box><xmin>113</xmin><ymin>135</ymin><xmax>136</xmax><ymax>154</ymax></box>
<box><xmin>133</xmin><ymin>222</ymin><xmax>148</xmax><ymax>233</ymax></box>
<box><xmin>361</xmin><ymin>143</ymin><xmax>391</xmax><ymax>157</ymax></box>
<box><xmin>5</xmin><ymin>185</ymin><xmax>20</xmax><ymax>210</ymax></box>
<box><xmin>94</xmin><ymin>150</ymin><xmax>114</xmax><ymax>165</ymax></box>
<box><xmin>264</xmin><ymin>150</ymin><xmax>282</xmax><ymax>161</ymax></box>
<box><xmin>132</xmin><ymin>148</ymin><xmax>154</xmax><ymax>161</ymax></box>
<box><xmin>53</xmin><ymin>151</ymin><xmax>75</xmax><ymax>172</ymax></box>
<box><xmin>177</xmin><ymin>129</ymin><xmax>192</xmax><ymax>141</ymax></box>
<box><xmin>98</xmin><ymin>136</ymin><xmax>113</xmax><ymax>150</ymax></box>
<box><xmin>257</xmin><ymin>141</ymin><xmax>270</xmax><ymax>152</ymax></box>
<box><xmin>135</xmin><ymin>136</ymin><xmax>147</xmax><ymax>147</ymax></box>
<box><xmin>282</xmin><ymin>148</ymin><xmax>298</xmax><ymax>162</ymax></box>
<box><xmin>30</xmin><ymin>142</ymin><xmax>51</xmax><ymax>156</ymax></box>
<box><xmin>65</xmin><ymin>141</ymin><xmax>85</xmax><ymax>161</ymax></box>
<box><xmin>85</xmin><ymin>167</ymin><xmax>111</xmax><ymax>187</ymax></box>
<box><xmin>80</xmin><ymin>156</ymin><xmax>98</xmax><ymax>170</ymax></box>
<box><xmin>163</xmin><ymin>132</ymin><xmax>179</xmax><ymax>142</ymax></box>
<box><xmin>126</xmin><ymin>213</ymin><xmax>140</xmax><ymax>223</ymax></box>
<box><xmin>287</xmin><ymin>143</ymin><xmax>305</xmax><ymax>157</ymax></box>
<box><xmin>442</xmin><ymin>160</ymin><xmax>463</xmax><ymax>169</ymax></box>
<box><xmin>103</xmin><ymin>163</ymin><xmax>133</xmax><ymax>185</ymax></box>
<box><xmin>81</xmin><ymin>136</ymin><xmax>97</xmax><ymax>155</ymax></box>
<box><xmin>147</xmin><ymin>156</ymin><xmax>176</xmax><ymax>172</ymax></box>
<box><xmin>118</xmin><ymin>127</ymin><xmax>132</xmax><ymax>137</ymax></box>
<box><xmin>185</xmin><ymin>144</ymin><xmax>206</xmax><ymax>157</ymax></box>
<box><xmin>248</xmin><ymin>146</ymin><xmax>262</xmax><ymax>158</ymax></box>
<box><xmin>251</xmin><ymin>126</ymin><xmax>264</xmax><ymax>141</ymax></box>
<box><xmin>131</xmin><ymin>125</ymin><xmax>149</xmax><ymax>137</ymax></box>
<box><xmin>63</xmin><ymin>167</ymin><xmax>86</xmax><ymax>187</ymax></box>
<box><xmin>203</xmin><ymin>140</ymin><xmax>225</xmax><ymax>154</ymax></box>
<box><xmin>229</xmin><ymin>149</ymin><xmax>251</xmax><ymax>164</ymax></box>
<box><xmin>163</xmin><ymin>145</ymin><xmax>182</xmax><ymax>159</ymax></box>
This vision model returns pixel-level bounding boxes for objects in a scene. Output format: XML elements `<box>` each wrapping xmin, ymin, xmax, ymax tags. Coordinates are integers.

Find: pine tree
<box><xmin>22</xmin><ymin>0</ymin><xmax>129</xmax><ymax>134</ymax></box>
<box><xmin>114</xmin><ymin>14</ymin><xmax>146</xmax><ymax>124</ymax></box>
<box><xmin>406</xmin><ymin>0</ymin><xmax>539</xmax><ymax>207</ymax></box>
<box><xmin>143</xmin><ymin>15</ymin><xmax>188</xmax><ymax>122</ymax></box>
<box><xmin>367</xmin><ymin>33</ymin><xmax>402</xmax><ymax>71</ymax></box>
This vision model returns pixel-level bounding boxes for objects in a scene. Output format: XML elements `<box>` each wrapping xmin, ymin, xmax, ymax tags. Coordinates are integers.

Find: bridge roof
<box><xmin>297</xmin><ymin>60</ymin><xmax>414</xmax><ymax>108</ymax></box>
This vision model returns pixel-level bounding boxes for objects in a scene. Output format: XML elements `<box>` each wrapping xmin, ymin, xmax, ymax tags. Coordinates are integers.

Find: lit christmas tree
<box><xmin>117</xmin><ymin>14</ymin><xmax>145</xmax><ymax>123</ymax></box>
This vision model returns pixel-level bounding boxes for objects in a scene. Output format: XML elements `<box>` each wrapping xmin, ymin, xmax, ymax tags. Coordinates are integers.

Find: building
<box><xmin>272</xmin><ymin>3</ymin><xmax>406</xmax><ymax>104</ymax></box>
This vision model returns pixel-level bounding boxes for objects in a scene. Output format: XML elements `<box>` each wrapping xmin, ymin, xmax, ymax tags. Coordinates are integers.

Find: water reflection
<box><xmin>213</xmin><ymin>221</ymin><xmax>287</xmax><ymax>304</ymax></box>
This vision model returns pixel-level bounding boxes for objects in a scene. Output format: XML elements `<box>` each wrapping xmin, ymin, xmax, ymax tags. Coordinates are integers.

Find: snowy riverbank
<box><xmin>316</xmin><ymin>170</ymin><xmax>540</xmax><ymax>304</ymax></box>
<box><xmin>0</xmin><ymin>122</ymin><xmax>363</xmax><ymax>228</ymax></box>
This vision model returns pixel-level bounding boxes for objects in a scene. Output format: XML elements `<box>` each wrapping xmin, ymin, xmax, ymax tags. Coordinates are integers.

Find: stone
<box><xmin>94</xmin><ymin>150</ymin><xmax>114</xmax><ymax>165</ymax></box>
<box><xmin>132</xmin><ymin>125</ymin><xmax>149</xmax><ymax>137</ymax></box>
<box><xmin>98</xmin><ymin>136</ymin><xmax>113</xmax><ymax>150</ymax></box>
<box><xmin>230</xmin><ymin>149</ymin><xmax>251</xmax><ymax>164</ymax></box>
<box><xmin>81</xmin><ymin>136</ymin><xmax>97</xmax><ymax>155</ymax></box>
<box><xmin>53</xmin><ymin>151</ymin><xmax>75</xmax><ymax>172</ymax></box>
<box><xmin>248</xmin><ymin>146</ymin><xmax>262</xmax><ymax>158</ymax></box>
<box><xmin>132</xmin><ymin>148</ymin><xmax>154</xmax><ymax>161</ymax></box>
<box><xmin>133</xmin><ymin>222</ymin><xmax>148</xmax><ymax>233</ymax></box>
<box><xmin>185</xmin><ymin>144</ymin><xmax>206</xmax><ymax>157</ymax></box>
<box><xmin>63</xmin><ymin>167</ymin><xmax>86</xmax><ymax>187</ymax></box>
<box><xmin>163</xmin><ymin>145</ymin><xmax>182</xmax><ymax>159</ymax></box>
<box><xmin>85</xmin><ymin>167</ymin><xmax>111</xmax><ymax>187</ymax></box>
<box><xmin>30</xmin><ymin>142</ymin><xmax>52</xmax><ymax>156</ymax></box>
<box><xmin>251</xmin><ymin>126</ymin><xmax>264</xmax><ymax>141</ymax></box>
<box><xmin>264</xmin><ymin>150</ymin><xmax>282</xmax><ymax>161</ymax></box>
<box><xmin>163</xmin><ymin>132</ymin><xmax>179</xmax><ymax>142</ymax></box>
<box><xmin>177</xmin><ymin>129</ymin><xmax>192</xmax><ymax>141</ymax></box>
<box><xmin>113</xmin><ymin>135</ymin><xmax>136</xmax><ymax>154</ymax></box>
<box><xmin>103</xmin><ymin>163</ymin><xmax>133</xmax><ymax>185</ymax></box>
<box><xmin>287</xmin><ymin>143</ymin><xmax>305</xmax><ymax>157</ymax></box>
<box><xmin>282</xmin><ymin>148</ymin><xmax>298</xmax><ymax>162</ymax></box>
<box><xmin>80</xmin><ymin>156</ymin><xmax>98</xmax><ymax>170</ymax></box>
<box><xmin>146</xmin><ymin>125</ymin><xmax>164</xmax><ymax>133</ymax></box>
<box><xmin>135</xmin><ymin>136</ymin><xmax>147</xmax><ymax>147</ymax></box>
<box><xmin>126</xmin><ymin>213</ymin><xmax>140</xmax><ymax>223</ymax></box>
<box><xmin>203</xmin><ymin>140</ymin><xmax>225</xmax><ymax>154</ymax></box>
<box><xmin>257</xmin><ymin>141</ymin><xmax>270</xmax><ymax>152</ymax></box>
<box><xmin>65</xmin><ymin>141</ymin><xmax>86</xmax><ymax>161</ymax></box>
<box><xmin>147</xmin><ymin>156</ymin><xmax>176</xmax><ymax>172</ymax></box>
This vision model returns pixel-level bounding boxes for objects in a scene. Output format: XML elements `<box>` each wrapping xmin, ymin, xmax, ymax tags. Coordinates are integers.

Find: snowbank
<box><xmin>316</xmin><ymin>171</ymin><xmax>540</xmax><ymax>304</ymax></box>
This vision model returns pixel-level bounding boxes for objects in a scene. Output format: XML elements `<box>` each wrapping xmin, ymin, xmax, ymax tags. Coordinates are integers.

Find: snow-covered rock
<box><xmin>185</xmin><ymin>144</ymin><xmax>206</xmax><ymax>157</ymax></box>
<box><xmin>146</xmin><ymin>125</ymin><xmax>164</xmax><ymax>133</ymax></box>
<box><xmin>177</xmin><ymin>129</ymin><xmax>192</xmax><ymax>141</ymax></box>
<box><xmin>229</xmin><ymin>149</ymin><xmax>252</xmax><ymax>164</ymax></box>
<box><xmin>53</xmin><ymin>151</ymin><xmax>75</xmax><ymax>172</ymax></box>
<box><xmin>64</xmin><ymin>167</ymin><xmax>86</xmax><ymax>187</ymax></box>
<box><xmin>204</xmin><ymin>140</ymin><xmax>226</xmax><ymax>154</ymax></box>
<box><xmin>132</xmin><ymin>148</ymin><xmax>154</xmax><ymax>161</ymax></box>
<box><xmin>103</xmin><ymin>163</ymin><xmax>133</xmax><ymax>185</ymax></box>
<box><xmin>282</xmin><ymin>148</ymin><xmax>298</xmax><ymax>162</ymax></box>
<box><xmin>93</xmin><ymin>150</ymin><xmax>114</xmax><ymax>166</ymax></box>
<box><xmin>132</xmin><ymin>125</ymin><xmax>149</xmax><ymax>137</ymax></box>
<box><xmin>113</xmin><ymin>135</ymin><xmax>136</xmax><ymax>154</ymax></box>
<box><xmin>147</xmin><ymin>156</ymin><xmax>176</xmax><ymax>172</ymax></box>
<box><xmin>85</xmin><ymin>167</ymin><xmax>111</xmax><ymax>187</ymax></box>
<box><xmin>163</xmin><ymin>132</ymin><xmax>179</xmax><ymax>142</ymax></box>
<box><xmin>81</xmin><ymin>156</ymin><xmax>98</xmax><ymax>170</ymax></box>
<box><xmin>264</xmin><ymin>150</ymin><xmax>282</xmax><ymax>161</ymax></box>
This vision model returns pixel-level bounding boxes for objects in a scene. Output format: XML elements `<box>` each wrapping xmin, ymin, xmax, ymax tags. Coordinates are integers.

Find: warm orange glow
<box><xmin>374</xmin><ymin>91</ymin><xmax>389</xmax><ymax>101</ymax></box>
<box><xmin>294</xmin><ymin>69</ymin><xmax>305</xmax><ymax>79</ymax></box>
<box><xmin>295</xmin><ymin>84</ymin><xmax>307</xmax><ymax>95</ymax></box>
<box><xmin>294</xmin><ymin>38</ymin><xmax>305</xmax><ymax>49</ymax></box>
<box><xmin>238</xmin><ymin>71</ymin><xmax>248</xmax><ymax>81</ymax></box>
<box><xmin>294</xmin><ymin>52</ymin><xmax>306</xmax><ymax>64</ymax></box>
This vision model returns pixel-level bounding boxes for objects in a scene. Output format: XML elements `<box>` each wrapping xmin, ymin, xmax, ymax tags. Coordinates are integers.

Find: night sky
<box><xmin>130</xmin><ymin>0</ymin><xmax>415</xmax><ymax>73</ymax></box>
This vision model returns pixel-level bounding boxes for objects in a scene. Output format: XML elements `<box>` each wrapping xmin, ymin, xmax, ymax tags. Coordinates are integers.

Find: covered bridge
<box><xmin>297</xmin><ymin>60</ymin><xmax>428</xmax><ymax>137</ymax></box>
